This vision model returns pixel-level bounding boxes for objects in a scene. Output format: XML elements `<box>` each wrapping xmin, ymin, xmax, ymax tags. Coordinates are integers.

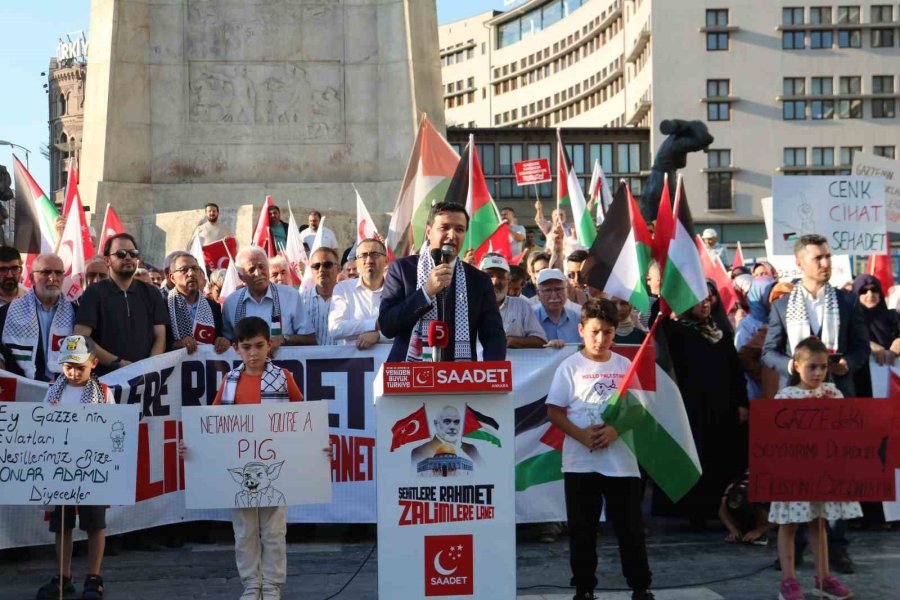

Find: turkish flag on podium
<box><xmin>389</xmin><ymin>405</ymin><xmax>430</xmax><ymax>451</ymax></box>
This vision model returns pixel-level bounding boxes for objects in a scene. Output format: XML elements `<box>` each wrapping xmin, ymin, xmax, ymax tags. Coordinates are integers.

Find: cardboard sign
<box><xmin>764</xmin><ymin>253</ymin><xmax>854</xmax><ymax>287</ymax></box>
<box><xmin>382</xmin><ymin>361</ymin><xmax>512</xmax><ymax>395</ymax></box>
<box><xmin>514</xmin><ymin>158</ymin><xmax>551</xmax><ymax>186</ymax></box>
<box><xmin>182</xmin><ymin>402</ymin><xmax>332</xmax><ymax>509</ymax></box>
<box><xmin>852</xmin><ymin>152</ymin><xmax>900</xmax><ymax>234</ymax></box>
<box><xmin>771</xmin><ymin>176</ymin><xmax>887</xmax><ymax>256</ymax></box>
<box><xmin>0</xmin><ymin>403</ymin><xmax>140</xmax><ymax>506</ymax></box>
<box><xmin>749</xmin><ymin>397</ymin><xmax>896</xmax><ymax>502</ymax></box>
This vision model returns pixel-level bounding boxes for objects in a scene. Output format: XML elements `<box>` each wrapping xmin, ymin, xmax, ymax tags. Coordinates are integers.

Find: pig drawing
<box><xmin>228</xmin><ymin>461</ymin><xmax>286</xmax><ymax>507</ymax></box>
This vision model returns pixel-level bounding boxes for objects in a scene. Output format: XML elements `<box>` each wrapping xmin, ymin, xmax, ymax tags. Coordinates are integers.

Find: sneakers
<box><xmin>239</xmin><ymin>583</ymin><xmax>261</xmax><ymax>600</ymax></box>
<box><xmin>261</xmin><ymin>582</ymin><xmax>282</xmax><ymax>600</ymax></box>
<box><xmin>779</xmin><ymin>577</ymin><xmax>806</xmax><ymax>600</ymax></box>
<box><xmin>81</xmin><ymin>575</ymin><xmax>105</xmax><ymax>600</ymax></box>
<box><xmin>36</xmin><ymin>575</ymin><xmax>76</xmax><ymax>599</ymax></box>
<box><xmin>829</xmin><ymin>549</ymin><xmax>855</xmax><ymax>574</ymax></box>
<box><xmin>814</xmin><ymin>575</ymin><xmax>854</xmax><ymax>600</ymax></box>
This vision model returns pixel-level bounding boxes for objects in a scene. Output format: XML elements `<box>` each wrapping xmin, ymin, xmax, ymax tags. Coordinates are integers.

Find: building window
<box><xmin>839</xmin><ymin>76</ymin><xmax>861</xmax><ymax>95</ymax></box>
<box><xmin>708</xmin><ymin>149</ymin><xmax>731</xmax><ymax>168</ymax></box>
<box><xmin>811</xmin><ymin>76</ymin><xmax>833</xmax><ymax>95</ymax></box>
<box><xmin>564</xmin><ymin>143</ymin><xmax>586</xmax><ymax>172</ymax></box>
<box><xmin>837</xmin><ymin>29</ymin><xmax>862</xmax><ymax>47</ymax></box>
<box><xmin>707</xmin><ymin>150</ymin><xmax>733</xmax><ymax>210</ymax></box>
<box><xmin>812</xmin><ymin>147</ymin><xmax>834</xmax><ymax>167</ymax></box>
<box><xmin>708</xmin><ymin>102</ymin><xmax>731</xmax><ymax>121</ymax></box>
<box><xmin>58</xmin><ymin>94</ymin><xmax>66</xmax><ymax>117</ymax></box>
<box><xmin>705</xmin><ymin>9</ymin><xmax>729</xmax><ymax>51</ymax></box>
<box><xmin>872</xmin><ymin>28</ymin><xmax>895</xmax><ymax>47</ymax></box>
<box><xmin>837</xmin><ymin>6</ymin><xmax>860</xmax><ymax>23</ymax></box>
<box><xmin>617</xmin><ymin>143</ymin><xmax>642</xmax><ymax>173</ymax></box>
<box><xmin>840</xmin><ymin>146</ymin><xmax>862</xmax><ymax>166</ymax></box>
<box><xmin>783</xmin><ymin>7</ymin><xmax>804</xmax><ymax>24</ymax></box>
<box><xmin>810</xmin><ymin>30</ymin><xmax>833</xmax><ymax>48</ymax></box>
<box><xmin>784</xmin><ymin>100</ymin><xmax>807</xmax><ymax>120</ymax></box>
<box><xmin>783</xmin><ymin>77</ymin><xmax>805</xmax><ymax>97</ymax></box>
<box><xmin>872</xmin><ymin>5</ymin><xmax>893</xmax><ymax>22</ymax></box>
<box><xmin>838</xmin><ymin>99</ymin><xmax>863</xmax><ymax>118</ymax></box>
<box><xmin>873</xmin><ymin>75</ymin><xmax>894</xmax><ymax>93</ymax></box>
<box><xmin>498</xmin><ymin>144</ymin><xmax>523</xmax><ymax>175</ymax></box>
<box><xmin>783</xmin><ymin>31</ymin><xmax>805</xmax><ymax>49</ymax></box>
<box><xmin>811</xmin><ymin>100</ymin><xmax>835</xmax><ymax>119</ymax></box>
<box><xmin>708</xmin><ymin>79</ymin><xmax>730</xmax><ymax>98</ymax></box>
<box><xmin>589</xmin><ymin>143</ymin><xmax>614</xmax><ymax>174</ymax></box>
<box><xmin>809</xmin><ymin>6</ymin><xmax>832</xmax><ymax>23</ymax></box>
<box><xmin>873</xmin><ymin>98</ymin><xmax>896</xmax><ymax>118</ymax></box>
<box><xmin>784</xmin><ymin>147</ymin><xmax>807</xmax><ymax>167</ymax></box>
<box><xmin>874</xmin><ymin>146</ymin><xmax>896</xmax><ymax>159</ymax></box>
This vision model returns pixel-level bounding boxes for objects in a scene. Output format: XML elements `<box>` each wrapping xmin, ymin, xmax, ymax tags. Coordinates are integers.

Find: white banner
<box><xmin>0</xmin><ymin>403</ymin><xmax>139</xmax><ymax>506</ymax></box>
<box><xmin>771</xmin><ymin>176</ymin><xmax>887</xmax><ymax>256</ymax></box>
<box><xmin>852</xmin><ymin>152</ymin><xmax>900</xmax><ymax>234</ymax></box>
<box><xmin>183</xmin><ymin>403</ymin><xmax>331</xmax><ymax>509</ymax></box>
<box><xmin>0</xmin><ymin>346</ymin><xmax>580</xmax><ymax>548</ymax></box>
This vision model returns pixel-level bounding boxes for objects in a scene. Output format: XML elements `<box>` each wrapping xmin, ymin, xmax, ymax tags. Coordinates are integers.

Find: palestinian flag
<box><xmin>514</xmin><ymin>397</ymin><xmax>563</xmax><ymax>491</ymax></box>
<box><xmin>447</xmin><ymin>135</ymin><xmax>506</xmax><ymax>264</ymax></box>
<box><xmin>659</xmin><ymin>176</ymin><xmax>707</xmax><ymax>315</ymax></box>
<box><xmin>557</xmin><ymin>130</ymin><xmax>594</xmax><ymax>246</ymax></box>
<box><xmin>581</xmin><ymin>182</ymin><xmax>651</xmax><ymax>313</ymax></box>
<box><xmin>602</xmin><ymin>320</ymin><xmax>702</xmax><ymax>502</ymax></box>
<box><xmin>462</xmin><ymin>405</ymin><xmax>501</xmax><ymax>448</ymax></box>
<box><xmin>386</xmin><ymin>115</ymin><xmax>459</xmax><ymax>258</ymax></box>
<box><xmin>12</xmin><ymin>155</ymin><xmax>58</xmax><ymax>253</ymax></box>
<box><xmin>652</xmin><ymin>173</ymin><xmax>674</xmax><ymax>271</ymax></box>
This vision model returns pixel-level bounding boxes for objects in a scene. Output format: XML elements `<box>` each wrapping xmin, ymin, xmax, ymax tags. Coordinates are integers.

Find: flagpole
<box><xmin>465</xmin><ymin>134</ymin><xmax>474</xmax><ymax>253</ymax></box>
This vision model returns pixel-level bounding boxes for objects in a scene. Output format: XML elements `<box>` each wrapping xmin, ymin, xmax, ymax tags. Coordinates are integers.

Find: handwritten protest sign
<box><xmin>771</xmin><ymin>176</ymin><xmax>887</xmax><ymax>256</ymax></box>
<box><xmin>853</xmin><ymin>152</ymin><xmax>900</xmax><ymax>234</ymax></box>
<box><xmin>0</xmin><ymin>403</ymin><xmax>139</xmax><ymax>506</ymax></box>
<box><xmin>183</xmin><ymin>402</ymin><xmax>332</xmax><ymax>509</ymax></box>
<box><xmin>749</xmin><ymin>397</ymin><xmax>896</xmax><ymax>502</ymax></box>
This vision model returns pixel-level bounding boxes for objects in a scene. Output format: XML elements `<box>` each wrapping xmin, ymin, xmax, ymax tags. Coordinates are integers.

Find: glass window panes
<box><xmin>811</xmin><ymin>30</ymin><xmax>833</xmax><ymax>48</ymax></box>
<box><xmin>809</xmin><ymin>6</ymin><xmax>832</xmax><ymax>23</ymax></box>
<box><xmin>872</xmin><ymin>29</ymin><xmax>895</xmax><ymax>47</ymax></box>
<box><xmin>521</xmin><ymin>10</ymin><xmax>543</xmax><ymax>39</ymax></box>
<box><xmin>840</xmin><ymin>146</ymin><xmax>862</xmax><ymax>165</ymax></box>
<box><xmin>708</xmin><ymin>173</ymin><xmax>733</xmax><ymax>209</ymax></box>
<box><xmin>708</xmin><ymin>79</ymin><xmax>730</xmax><ymax>97</ymax></box>
<box><xmin>783</xmin><ymin>100</ymin><xmax>807</xmax><ymax>120</ymax></box>
<box><xmin>873</xmin><ymin>99</ymin><xmax>896</xmax><ymax>118</ymax></box>
<box><xmin>543</xmin><ymin>1</ymin><xmax>563</xmax><ymax>28</ymax></box>
<box><xmin>783</xmin><ymin>31</ymin><xmax>805</xmax><ymax>49</ymax></box>
<box><xmin>707</xmin><ymin>32</ymin><xmax>729</xmax><ymax>50</ymax></box>
<box><xmin>874</xmin><ymin>146</ymin><xmax>896</xmax><ymax>159</ymax></box>
<box><xmin>499</xmin><ymin>21</ymin><xmax>520</xmax><ymax>48</ymax></box>
<box><xmin>498</xmin><ymin>144</ymin><xmax>523</xmax><ymax>175</ymax></box>
<box><xmin>812</xmin><ymin>147</ymin><xmax>834</xmax><ymax>166</ymax></box>
<box><xmin>706</xmin><ymin>9</ymin><xmax>728</xmax><ymax>27</ymax></box>
<box><xmin>617</xmin><ymin>143</ymin><xmax>641</xmax><ymax>173</ymax></box>
<box><xmin>838</xmin><ymin>99</ymin><xmax>863</xmax><ymax>118</ymax></box>
<box><xmin>783</xmin><ymin>77</ymin><xmax>805</xmax><ymax>96</ymax></box>
<box><xmin>783</xmin><ymin>7</ymin><xmax>804</xmax><ymax>24</ymax></box>
<box><xmin>477</xmin><ymin>144</ymin><xmax>495</xmax><ymax>175</ymax></box>
<box><xmin>811</xmin><ymin>100</ymin><xmax>835</xmax><ymax>119</ymax></box>
<box><xmin>873</xmin><ymin>76</ymin><xmax>894</xmax><ymax>93</ymax></box>
<box><xmin>708</xmin><ymin>102</ymin><xmax>730</xmax><ymax>121</ymax></box>
<box><xmin>839</xmin><ymin>76</ymin><xmax>861</xmax><ymax>95</ymax></box>
<box><xmin>837</xmin><ymin>6</ymin><xmax>860</xmax><ymax>23</ymax></box>
<box><xmin>837</xmin><ymin>30</ymin><xmax>862</xmax><ymax>47</ymax></box>
<box><xmin>589</xmin><ymin>143</ymin><xmax>614</xmax><ymax>173</ymax></box>
<box><xmin>707</xmin><ymin>149</ymin><xmax>731</xmax><ymax>168</ymax></box>
<box><xmin>872</xmin><ymin>5</ymin><xmax>893</xmax><ymax>22</ymax></box>
<box><xmin>563</xmin><ymin>143</ymin><xmax>585</xmax><ymax>173</ymax></box>
<box><xmin>784</xmin><ymin>147</ymin><xmax>807</xmax><ymax>166</ymax></box>
<box><xmin>811</xmin><ymin>77</ymin><xmax>833</xmax><ymax>95</ymax></box>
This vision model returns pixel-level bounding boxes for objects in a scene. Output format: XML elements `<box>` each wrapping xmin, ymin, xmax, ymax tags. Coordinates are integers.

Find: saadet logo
<box><xmin>424</xmin><ymin>534</ymin><xmax>473</xmax><ymax>596</ymax></box>
<box><xmin>412</xmin><ymin>366</ymin><xmax>435</xmax><ymax>388</ymax></box>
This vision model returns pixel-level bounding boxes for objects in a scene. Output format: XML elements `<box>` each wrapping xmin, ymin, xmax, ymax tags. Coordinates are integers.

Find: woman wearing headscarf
<box><xmin>730</xmin><ymin>274</ymin><xmax>753</xmax><ymax>327</ymax></box>
<box><xmin>851</xmin><ymin>274</ymin><xmax>900</xmax><ymax>397</ymax></box>
<box><xmin>655</xmin><ymin>289</ymin><xmax>749</xmax><ymax>528</ymax></box>
<box><xmin>734</xmin><ymin>277</ymin><xmax>778</xmax><ymax>399</ymax></box>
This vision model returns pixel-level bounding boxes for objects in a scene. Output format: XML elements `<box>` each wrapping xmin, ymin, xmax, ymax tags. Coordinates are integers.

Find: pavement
<box><xmin>2</xmin><ymin>520</ymin><xmax>898</xmax><ymax>599</ymax></box>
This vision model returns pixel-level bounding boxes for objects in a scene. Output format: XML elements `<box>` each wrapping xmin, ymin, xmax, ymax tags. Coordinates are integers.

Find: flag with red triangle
<box><xmin>95</xmin><ymin>204</ymin><xmax>126</xmax><ymax>255</ymax></box>
<box><xmin>659</xmin><ymin>176</ymin><xmax>708</xmax><ymax>315</ymax></box>
<box><xmin>652</xmin><ymin>174</ymin><xmax>674</xmax><ymax>272</ymax></box>
<box><xmin>558</xmin><ymin>130</ymin><xmax>595</xmax><ymax>246</ymax></box>
<box><xmin>12</xmin><ymin>155</ymin><xmax>59</xmax><ymax>254</ymax></box>
<box><xmin>695</xmin><ymin>234</ymin><xmax>737</xmax><ymax>314</ymax></box>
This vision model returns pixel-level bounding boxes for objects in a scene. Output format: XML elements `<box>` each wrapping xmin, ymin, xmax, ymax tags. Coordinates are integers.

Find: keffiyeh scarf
<box><xmin>406</xmin><ymin>251</ymin><xmax>470</xmax><ymax>361</ymax></box>
<box><xmin>168</xmin><ymin>289</ymin><xmax>216</xmax><ymax>343</ymax></box>
<box><xmin>234</xmin><ymin>284</ymin><xmax>283</xmax><ymax>336</ymax></box>
<box><xmin>46</xmin><ymin>374</ymin><xmax>108</xmax><ymax>404</ymax></box>
<box><xmin>2</xmin><ymin>291</ymin><xmax>74</xmax><ymax>379</ymax></box>
<box><xmin>785</xmin><ymin>283</ymin><xmax>839</xmax><ymax>353</ymax></box>
<box><xmin>221</xmin><ymin>359</ymin><xmax>289</xmax><ymax>404</ymax></box>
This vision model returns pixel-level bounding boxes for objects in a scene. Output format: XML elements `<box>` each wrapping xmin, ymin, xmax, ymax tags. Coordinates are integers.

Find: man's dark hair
<box><xmin>567</xmin><ymin>250</ymin><xmax>589</xmax><ymax>263</ymax></box>
<box><xmin>427</xmin><ymin>202</ymin><xmax>470</xmax><ymax>227</ymax></box>
<box><xmin>0</xmin><ymin>246</ymin><xmax>22</xmax><ymax>264</ymax></box>
<box><xmin>509</xmin><ymin>264</ymin><xmax>526</xmax><ymax>282</ymax></box>
<box><xmin>204</xmin><ymin>203</ymin><xmax>219</xmax><ymax>210</ymax></box>
<box><xmin>311</xmin><ymin>246</ymin><xmax>340</xmax><ymax>262</ymax></box>
<box><xmin>234</xmin><ymin>316</ymin><xmax>271</xmax><ymax>343</ymax></box>
<box><xmin>269</xmin><ymin>205</ymin><xmax>280</xmax><ymax>213</ymax></box>
<box><xmin>103</xmin><ymin>233</ymin><xmax>138</xmax><ymax>257</ymax></box>
<box><xmin>310</xmin><ymin>210</ymin><xmax>322</xmax><ymax>219</ymax></box>
<box><xmin>501</xmin><ymin>206</ymin><xmax>515</xmax><ymax>214</ymax></box>
<box><xmin>793</xmin><ymin>234</ymin><xmax>828</xmax><ymax>257</ymax></box>
<box><xmin>358</xmin><ymin>237</ymin><xmax>387</xmax><ymax>255</ymax></box>
<box><xmin>528</xmin><ymin>252</ymin><xmax>551</xmax><ymax>269</ymax></box>
<box><xmin>580</xmin><ymin>297</ymin><xmax>619</xmax><ymax>327</ymax></box>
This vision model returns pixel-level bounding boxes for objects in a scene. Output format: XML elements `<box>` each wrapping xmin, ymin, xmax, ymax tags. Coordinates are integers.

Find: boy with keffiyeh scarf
<box><xmin>36</xmin><ymin>335</ymin><xmax>114</xmax><ymax>600</ymax></box>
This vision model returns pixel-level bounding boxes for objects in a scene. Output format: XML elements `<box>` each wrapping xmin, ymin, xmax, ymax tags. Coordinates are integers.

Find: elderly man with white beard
<box><xmin>0</xmin><ymin>253</ymin><xmax>75</xmax><ymax>381</ymax></box>
<box><xmin>479</xmin><ymin>253</ymin><xmax>546</xmax><ymax>349</ymax></box>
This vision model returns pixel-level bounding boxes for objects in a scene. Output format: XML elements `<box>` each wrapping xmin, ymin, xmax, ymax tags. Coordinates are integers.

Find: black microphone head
<box><xmin>430</xmin><ymin>247</ymin><xmax>443</xmax><ymax>264</ymax></box>
<box><xmin>441</xmin><ymin>244</ymin><xmax>455</xmax><ymax>259</ymax></box>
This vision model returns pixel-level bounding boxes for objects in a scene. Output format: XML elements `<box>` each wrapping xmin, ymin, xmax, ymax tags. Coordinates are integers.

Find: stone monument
<box><xmin>79</xmin><ymin>0</ymin><xmax>445</xmax><ymax>261</ymax></box>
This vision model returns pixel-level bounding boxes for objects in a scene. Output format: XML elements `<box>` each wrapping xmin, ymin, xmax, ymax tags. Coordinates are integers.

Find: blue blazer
<box><xmin>378</xmin><ymin>256</ymin><xmax>507</xmax><ymax>362</ymax></box>
<box><xmin>761</xmin><ymin>288</ymin><xmax>870</xmax><ymax>396</ymax></box>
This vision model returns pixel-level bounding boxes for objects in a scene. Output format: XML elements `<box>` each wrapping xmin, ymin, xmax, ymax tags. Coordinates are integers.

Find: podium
<box><xmin>375</xmin><ymin>361</ymin><xmax>516</xmax><ymax>599</ymax></box>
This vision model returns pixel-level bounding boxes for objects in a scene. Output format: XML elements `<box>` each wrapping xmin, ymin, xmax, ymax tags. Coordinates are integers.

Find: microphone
<box><xmin>430</xmin><ymin>247</ymin><xmax>443</xmax><ymax>266</ymax></box>
<box><xmin>427</xmin><ymin>321</ymin><xmax>449</xmax><ymax>350</ymax></box>
<box><xmin>440</xmin><ymin>244</ymin><xmax>454</xmax><ymax>262</ymax></box>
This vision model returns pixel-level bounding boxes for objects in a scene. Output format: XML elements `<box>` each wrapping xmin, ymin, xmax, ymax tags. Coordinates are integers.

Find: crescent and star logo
<box><xmin>194</xmin><ymin>324</ymin><xmax>215</xmax><ymax>344</ymax></box>
<box><xmin>400</xmin><ymin>419</ymin><xmax>420</xmax><ymax>437</ymax></box>
<box><xmin>424</xmin><ymin>534</ymin><xmax>473</xmax><ymax>595</ymax></box>
<box><xmin>432</xmin><ymin>550</ymin><xmax>458</xmax><ymax>576</ymax></box>
<box><xmin>412</xmin><ymin>366</ymin><xmax>434</xmax><ymax>388</ymax></box>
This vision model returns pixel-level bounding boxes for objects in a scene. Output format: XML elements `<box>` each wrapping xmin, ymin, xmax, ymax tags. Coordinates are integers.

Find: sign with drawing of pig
<box><xmin>181</xmin><ymin>402</ymin><xmax>332</xmax><ymax>509</ymax></box>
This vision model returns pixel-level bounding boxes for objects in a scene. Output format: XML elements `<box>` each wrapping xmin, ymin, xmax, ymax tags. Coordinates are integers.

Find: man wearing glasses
<box><xmin>0</xmin><ymin>245</ymin><xmax>27</xmax><ymax>307</ymax></box>
<box><xmin>328</xmin><ymin>238</ymin><xmax>389</xmax><ymax>349</ymax></box>
<box><xmin>533</xmin><ymin>269</ymin><xmax>582</xmax><ymax>348</ymax></box>
<box><xmin>0</xmin><ymin>253</ymin><xmax>75</xmax><ymax>381</ymax></box>
<box><xmin>74</xmin><ymin>233</ymin><xmax>169</xmax><ymax>375</ymax></box>
<box><xmin>298</xmin><ymin>247</ymin><xmax>341</xmax><ymax>345</ymax></box>
<box><xmin>164</xmin><ymin>252</ymin><xmax>230</xmax><ymax>354</ymax></box>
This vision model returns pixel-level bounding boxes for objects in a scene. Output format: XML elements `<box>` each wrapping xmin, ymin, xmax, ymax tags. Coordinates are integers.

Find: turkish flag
<box><xmin>390</xmin><ymin>405</ymin><xmax>430</xmax><ymax>451</ymax></box>
<box><xmin>50</xmin><ymin>334</ymin><xmax>68</xmax><ymax>352</ymax></box>
<box><xmin>202</xmin><ymin>237</ymin><xmax>238</xmax><ymax>272</ymax></box>
<box><xmin>424</xmin><ymin>534</ymin><xmax>474</xmax><ymax>597</ymax></box>
<box><xmin>96</xmin><ymin>204</ymin><xmax>126</xmax><ymax>255</ymax></box>
<box><xmin>193</xmin><ymin>323</ymin><xmax>216</xmax><ymax>345</ymax></box>
<box><xmin>0</xmin><ymin>377</ymin><xmax>17</xmax><ymax>401</ymax></box>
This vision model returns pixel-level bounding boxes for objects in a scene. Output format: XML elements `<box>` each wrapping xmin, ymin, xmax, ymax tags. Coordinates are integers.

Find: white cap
<box><xmin>58</xmin><ymin>335</ymin><xmax>93</xmax><ymax>365</ymax></box>
<box><xmin>701</xmin><ymin>228</ymin><xmax>717</xmax><ymax>239</ymax></box>
<box><xmin>537</xmin><ymin>268</ymin><xmax>566</xmax><ymax>285</ymax></box>
<box><xmin>479</xmin><ymin>254</ymin><xmax>509</xmax><ymax>272</ymax></box>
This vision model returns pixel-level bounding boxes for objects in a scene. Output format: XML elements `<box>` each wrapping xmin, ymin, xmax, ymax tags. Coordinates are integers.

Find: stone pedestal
<box><xmin>80</xmin><ymin>0</ymin><xmax>444</xmax><ymax>263</ymax></box>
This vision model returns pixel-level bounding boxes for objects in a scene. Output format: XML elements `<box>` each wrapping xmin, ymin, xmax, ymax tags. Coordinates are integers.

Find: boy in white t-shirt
<box><xmin>36</xmin><ymin>335</ymin><xmax>115</xmax><ymax>600</ymax></box>
<box><xmin>546</xmin><ymin>299</ymin><xmax>654</xmax><ymax>600</ymax></box>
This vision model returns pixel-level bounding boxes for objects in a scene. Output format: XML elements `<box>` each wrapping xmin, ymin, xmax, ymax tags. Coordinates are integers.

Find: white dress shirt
<box><xmin>222</xmin><ymin>283</ymin><xmax>303</xmax><ymax>339</ymax></box>
<box><xmin>328</xmin><ymin>278</ymin><xmax>389</xmax><ymax>345</ymax></box>
<box><xmin>799</xmin><ymin>285</ymin><xmax>827</xmax><ymax>335</ymax></box>
<box><xmin>299</xmin><ymin>286</ymin><xmax>335</xmax><ymax>345</ymax></box>
<box><xmin>301</xmin><ymin>225</ymin><xmax>338</xmax><ymax>251</ymax></box>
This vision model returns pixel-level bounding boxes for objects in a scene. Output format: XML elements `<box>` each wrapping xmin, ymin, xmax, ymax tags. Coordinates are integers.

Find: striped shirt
<box><xmin>299</xmin><ymin>287</ymin><xmax>335</xmax><ymax>345</ymax></box>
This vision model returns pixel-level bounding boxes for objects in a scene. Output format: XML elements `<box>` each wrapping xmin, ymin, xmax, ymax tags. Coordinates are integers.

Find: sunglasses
<box><xmin>310</xmin><ymin>261</ymin><xmax>336</xmax><ymax>271</ymax></box>
<box><xmin>108</xmin><ymin>249</ymin><xmax>141</xmax><ymax>259</ymax></box>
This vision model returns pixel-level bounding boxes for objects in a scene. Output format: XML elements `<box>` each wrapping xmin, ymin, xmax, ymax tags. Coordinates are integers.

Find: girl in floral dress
<box><xmin>771</xmin><ymin>337</ymin><xmax>860</xmax><ymax>600</ymax></box>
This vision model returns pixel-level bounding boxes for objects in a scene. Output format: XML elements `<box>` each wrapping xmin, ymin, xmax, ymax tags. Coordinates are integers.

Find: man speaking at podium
<box><xmin>379</xmin><ymin>202</ymin><xmax>506</xmax><ymax>362</ymax></box>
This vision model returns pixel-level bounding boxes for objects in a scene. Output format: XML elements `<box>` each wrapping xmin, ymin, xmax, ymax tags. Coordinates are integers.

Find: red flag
<box><xmin>253</xmin><ymin>196</ymin><xmax>276</xmax><ymax>257</ymax></box>
<box><xmin>866</xmin><ymin>254</ymin><xmax>895</xmax><ymax>293</ymax></box>
<box><xmin>202</xmin><ymin>237</ymin><xmax>238</xmax><ymax>272</ymax></box>
<box><xmin>509</xmin><ymin>250</ymin><xmax>527</xmax><ymax>266</ymax></box>
<box><xmin>732</xmin><ymin>240</ymin><xmax>745</xmax><ymax>271</ymax></box>
<box><xmin>695</xmin><ymin>234</ymin><xmax>737</xmax><ymax>314</ymax></box>
<box><xmin>96</xmin><ymin>204</ymin><xmax>126</xmax><ymax>255</ymax></box>
<box><xmin>0</xmin><ymin>377</ymin><xmax>17</xmax><ymax>401</ymax></box>
<box><xmin>62</xmin><ymin>157</ymin><xmax>80</xmax><ymax>218</ymax></box>
<box><xmin>652</xmin><ymin>175</ymin><xmax>674</xmax><ymax>273</ymax></box>
<box><xmin>390</xmin><ymin>405</ymin><xmax>430</xmax><ymax>451</ymax></box>
<box><xmin>474</xmin><ymin>222</ymin><xmax>512</xmax><ymax>265</ymax></box>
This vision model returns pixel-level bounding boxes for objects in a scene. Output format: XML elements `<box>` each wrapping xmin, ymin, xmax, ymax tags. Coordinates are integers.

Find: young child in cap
<box><xmin>37</xmin><ymin>335</ymin><xmax>115</xmax><ymax>600</ymax></box>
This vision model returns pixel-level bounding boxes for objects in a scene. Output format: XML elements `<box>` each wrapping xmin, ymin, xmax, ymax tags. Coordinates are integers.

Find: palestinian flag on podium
<box><xmin>462</xmin><ymin>405</ymin><xmax>501</xmax><ymax>448</ymax></box>
<box><xmin>557</xmin><ymin>130</ymin><xmax>595</xmax><ymax>246</ymax></box>
<box><xmin>514</xmin><ymin>397</ymin><xmax>564</xmax><ymax>491</ymax></box>
<box><xmin>447</xmin><ymin>135</ymin><xmax>510</xmax><ymax>263</ymax></box>
<box><xmin>658</xmin><ymin>176</ymin><xmax>707</xmax><ymax>315</ymax></box>
<box><xmin>581</xmin><ymin>182</ymin><xmax>651</xmax><ymax>313</ymax></box>
<box><xmin>602</xmin><ymin>319</ymin><xmax>702</xmax><ymax>502</ymax></box>
<box><xmin>12</xmin><ymin>155</ymin><xmax>59</xmax><ymax>253</ymax></box>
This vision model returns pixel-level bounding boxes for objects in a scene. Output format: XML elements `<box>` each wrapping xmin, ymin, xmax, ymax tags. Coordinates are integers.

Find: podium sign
<box><xmin>376</xmin><ymin>361</ymin><xmax>516</xmax><ymax>599</ymax></box>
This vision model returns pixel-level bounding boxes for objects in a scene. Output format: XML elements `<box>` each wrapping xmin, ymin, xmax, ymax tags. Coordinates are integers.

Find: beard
<box><xmin>112</xmin><ymin>263</ymin><xmax>136</xmax><ymax>277</ymax></box>
<box><xmin>0</xmin><ymin>278</ymin><xmax>18</xmax><ymax>293</ymax></box>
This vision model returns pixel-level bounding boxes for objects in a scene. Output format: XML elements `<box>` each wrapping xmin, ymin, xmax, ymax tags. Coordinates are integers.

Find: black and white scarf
<box><xmin>1</xmin><ymin>291</ymin><xmax>75</xmax><ymax>379</ymax></box>
<box><xmin>221</xmin><ymin>359</ymin><xmax>289</xmax><ymax>404</ymax></box>
<box><xmin>406</xmin><ymin>251</ymin><xmax>470</xmax><ymax>361</ymax></box>
<box><xmin>233</xmin><ymin>284</ymin><xmax>282</xmax><ymax>337</ymax></box>
<box><xmin>167</xmin><ymin>289</ymin><xmax>216</xmax><ymax>342</ymax></box>
<box><xmin>46</xmin><ymin>374</ymin><xmax>108</xmax><ymax>405</ymax></box>
<box><xmin>785</xmin><ymin>283</ymin><xmax>839</xmax><ymax>353</ymax></box>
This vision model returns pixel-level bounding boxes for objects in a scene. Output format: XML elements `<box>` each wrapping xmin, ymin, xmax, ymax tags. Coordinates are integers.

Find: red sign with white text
<box><xmin>424</xmin><ymin>534</ymin><xmax>473</xmax><ymax>596</ymax></box>
<box><xmin>513</xmin><ymin>158</ymin><xmax>551</xmax><ymax>186</ymax></box>
<box><xmin>749</xmin><ymin>397</ymin><xmax>897</xmax><ymax>502</ymax></box>
<box><xmin>382</xmin><ymin>361</ymin><xmax>512</xmax><ymax>395</ymax></box>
